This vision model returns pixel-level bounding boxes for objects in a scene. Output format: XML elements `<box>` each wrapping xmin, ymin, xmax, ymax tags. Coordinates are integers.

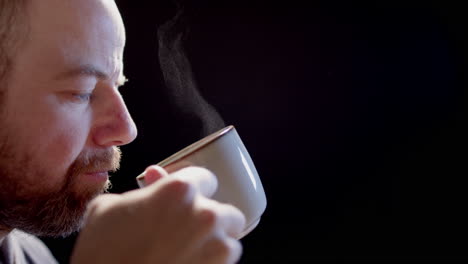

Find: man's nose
<box><xmin>92</xmin><ymin>89</ymin><xmax>138</xmax><ymax>147</ymax></box>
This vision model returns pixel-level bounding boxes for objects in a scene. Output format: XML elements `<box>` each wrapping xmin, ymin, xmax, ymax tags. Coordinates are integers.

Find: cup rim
<box><xmin>157</xmin><ymin>125</ymin><xmax>235</xmax><ymax>167</ymax></box>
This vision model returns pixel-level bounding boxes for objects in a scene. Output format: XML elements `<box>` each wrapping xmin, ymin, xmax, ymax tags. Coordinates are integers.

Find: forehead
<box><xmin>25</xmin><ymin>0</ymin><xmax>125</xmax><ymax>65</ymax></box>
<box><xmin>28</xmin><ymin>0</ymin><xmax>125</xmax><ymax>39</ymax></box>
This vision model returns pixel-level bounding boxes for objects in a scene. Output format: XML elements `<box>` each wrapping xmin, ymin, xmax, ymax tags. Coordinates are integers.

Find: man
<box><xmin>0</xmin><ymin>0</ymin><xmax>245</xmax><ymax>263</ymax></box>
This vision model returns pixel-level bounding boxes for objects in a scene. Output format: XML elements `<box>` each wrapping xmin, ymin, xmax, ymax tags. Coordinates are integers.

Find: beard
<box><xmin>0</xmin><ymin>134</ymin><xmax>121</xmax><ymax>238</ymax></box>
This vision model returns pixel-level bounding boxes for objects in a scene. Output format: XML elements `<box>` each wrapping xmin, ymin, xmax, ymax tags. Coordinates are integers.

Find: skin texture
<box><xmin>1</xmin><ymin>0</ymin><xmax>246</xmax><ymax>262</ymax></box>
<box><xmin>0</xmin><ymin>0</ymin><xmax>133</xmax><ymax>237</ymax></box>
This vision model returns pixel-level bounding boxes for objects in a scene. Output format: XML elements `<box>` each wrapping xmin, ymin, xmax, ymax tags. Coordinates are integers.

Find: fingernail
<box><xmin>136</xmin><ymin>172</ymin><xmax>146</xmax><ymax>188</ymax></box>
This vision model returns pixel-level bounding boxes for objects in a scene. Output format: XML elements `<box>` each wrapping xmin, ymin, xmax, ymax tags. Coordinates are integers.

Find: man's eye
<box><xmin>72</xmin><ymin>93</ymin><xmax>92</xmax><ymax>102</ymax></box>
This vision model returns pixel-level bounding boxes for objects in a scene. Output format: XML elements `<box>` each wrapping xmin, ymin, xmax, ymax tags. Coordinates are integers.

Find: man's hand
<box><xmin>70</xmin><ymin>166</ymin><xmax>246</xmax><ymax>264</ymax></box>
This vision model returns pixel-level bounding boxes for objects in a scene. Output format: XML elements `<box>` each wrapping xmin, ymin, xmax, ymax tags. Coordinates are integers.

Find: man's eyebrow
<box><xmin>56</xmin><ymin>64</ymin><xmax>108</xmax><ymax>80</ymax></box>
<box><xmin>55</xmin><ymin>64</ymin><xmax>127</xmax><ymax>85</ymax></box>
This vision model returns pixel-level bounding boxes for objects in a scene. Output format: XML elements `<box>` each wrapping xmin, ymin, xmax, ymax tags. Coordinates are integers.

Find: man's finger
<box><xmin>170</xmin><ymin>167</ymin><xmax>218</xmax><ymax>198</ymax></box>
<box><xmin>195</xmin><ymin>197</ymin><xmax>246</xmax><ymax>239</ymax></box>
<box><xmin>136</xmin><ymin>165</ymin><xmax>169</xmax><ymax>187</ymax></box>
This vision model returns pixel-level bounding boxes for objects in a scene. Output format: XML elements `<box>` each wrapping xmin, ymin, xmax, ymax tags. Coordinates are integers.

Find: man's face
<box><xmin>0</xmin><ymin>0</ymin><xmax>137</xmax><ymax>237</ymax></box>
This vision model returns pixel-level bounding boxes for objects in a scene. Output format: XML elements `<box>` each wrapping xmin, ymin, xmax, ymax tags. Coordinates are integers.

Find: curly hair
<box><xmin>0</xmin><ymin>0</ymin><xmax>29</xmax><ymax>96</ymax></box>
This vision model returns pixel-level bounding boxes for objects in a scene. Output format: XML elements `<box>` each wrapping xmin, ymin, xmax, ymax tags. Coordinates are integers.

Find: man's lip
<box><xmin>83</xmin><ymin>171</ymin><xmax>110</xmax><ymax>181</ymax></box>
<box><xmin>85</xmin><ymin>171</ymin><xmax>109</xmax><ymax>175</ymax></box>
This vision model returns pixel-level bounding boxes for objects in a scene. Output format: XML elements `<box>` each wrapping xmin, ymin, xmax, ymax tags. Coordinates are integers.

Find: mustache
<box><xmin>68</xmin><ymin>147</ymin><xmax>122</xmax><ymax>178</ymax></box>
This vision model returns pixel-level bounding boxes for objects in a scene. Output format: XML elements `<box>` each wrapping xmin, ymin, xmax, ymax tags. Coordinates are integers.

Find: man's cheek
<box><xmin>42</xmin><ymin>132</ymin><xmax>86</xmax><ymax>179</ymax></box>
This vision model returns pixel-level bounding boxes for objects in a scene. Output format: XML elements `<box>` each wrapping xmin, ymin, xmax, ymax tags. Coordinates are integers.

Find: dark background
<box><xmin>42</xmin><ymin>0</ymin><xmax>467</xmax><ymax>262</ymax></box>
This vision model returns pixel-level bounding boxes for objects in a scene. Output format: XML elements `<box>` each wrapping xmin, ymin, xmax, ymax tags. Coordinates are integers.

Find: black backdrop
<box><xmin>41</xmin><ymin>0</ymin><xmax>467</xmax><ymax>262</ymax></box>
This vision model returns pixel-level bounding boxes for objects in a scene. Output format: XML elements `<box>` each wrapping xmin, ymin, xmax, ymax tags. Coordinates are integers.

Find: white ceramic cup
<box><xmin>136</xmin><ymin>125</ymin><xmax>267</xmax><ymax>238</ymax></box>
